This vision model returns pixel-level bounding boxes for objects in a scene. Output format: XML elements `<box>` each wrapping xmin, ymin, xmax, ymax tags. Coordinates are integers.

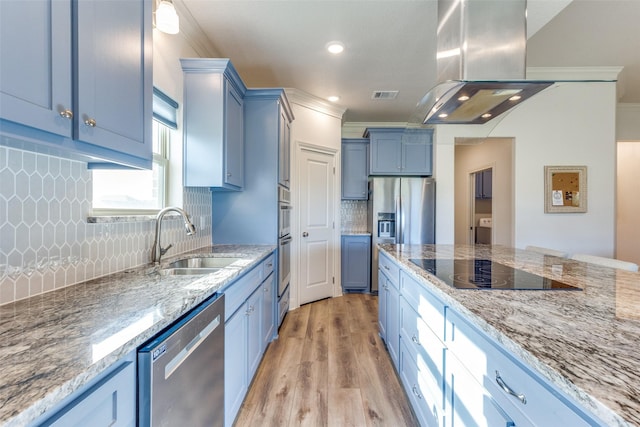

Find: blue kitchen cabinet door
<box><xmin>181</xmin><ymin>59</ymin><xmax>246</xmax><ymax>190</ymax></box>
<box><xmin>401</xmin><ymin>129</ymin><xmax>433</xmax><ymax>175</ymax></box>
<box><xmin>75</xmin><ymin>0</ymin><xmax>152</xmax><ymax>163</ymax></box>
<box><xmin>378</xmin><ymin>268</ymin><xmax>388</xmax><ymax>341</ymax></box>
<box><xmin>341</xmin><ymin>139</ymin><xmax>369</xmax><ymax>200</ymax></box>
<box><xmin>224</xmin><ymin>308</ymin><xmax>248</xmax><ymax>427</ymax></box>
<box><xmin>378</xmin><ymin>268</ymin><xmax>399</xmax><ymax>367</ymax></box>
<box><xmin>38</xmin><ymin>358</ymin><xmax>136</xmax><ymax>427</ymax></box>
<box><xmin>246</xmin><ymin>285</ymin><xmax>263</xmax><ymax>381</ymax></box>
<box><xmin>0</xmin><ymin>0</ymin><xmax>152</xmax><ymax>169</ymax></box>
<box><xmin>387</xmin><ymin>279</ymin><xmax>400</xmax><ymax>368</ymax></box>
<box><xmin>369</xmin><ymin>129</ymin><xmax>403</xmax><ymax>174</ymax></box>
<box><xmin>476</xmin><ymin>169</ymin><xmax>493</xmax><ymax>199</ymax></box>
<box><xmin>278</xmin><ymin>105</ymin><xmax>292</xmax><ymax>188</ymax></box>
<box><xmin>341</xmin><ymin>235</ymin><xmax>371</xmax><ymax>291</ymax></box>
<box><xmin>224</xmin><ymin>82</ymin><xmax>244</xmax><ymax>188</ymax></box>
<box><xmin>0</xmin><ymin>0</ymin><xmax>72</xmax><ymax>138</ymax></box>
<box><xmin>261</xmin><ymin>273</ymin><xmax>276</xmax><ymax>351</ymax></box>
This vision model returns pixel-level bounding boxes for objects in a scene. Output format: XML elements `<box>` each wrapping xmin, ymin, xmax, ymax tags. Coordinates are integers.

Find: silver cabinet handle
<box><xmin>227</xmin><ymin>172</ymin><xmax>232</xmax><ymax>177</ymax></box>
<box><xmin>84</xmin><ymin>118</ymin><xmax>96</xmax><ymax>127</ymax></box>
<box><xmin>411</xmin><ymin>334</ymin><xmax>421</xmax><ymax>346</ymax></box>
<box><xmin>412</xmin><ymin>385</ymin><xmax>423</xmax><ymax>399</ymax></box>
<box><xmin>383</xmin><ymin>265</ymin><xmax>390</xmax><ymax>271</ymax></box>
<box><xmin>266</xmin><ymin>263</ymin><xmax>273</xmax><ymax>268</ymax></box>
<box><xmin>264</xmin><ymin>287</ymin><xmax>269</xmax><ymax>292</ymax></box>
<box><xmin>495</xmin><ymin>370</ymin><xmax>526</xmax><ymax>404</ymax></box>
<box><xmin>59</xmin><ymin>109</ymin><xmax>73</xmax><ymax>119</ymax></box>
<box><xmin>302</xmin><ymin>232</ymin><xmax>309</xmax><ymax>237</ymax></box>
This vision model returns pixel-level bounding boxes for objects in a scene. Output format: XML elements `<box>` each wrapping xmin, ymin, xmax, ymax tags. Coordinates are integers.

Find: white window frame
<box><xmin>90</xmin><ymin>119</ymin><xmax>171</xmax><ymax>216</ymax></box>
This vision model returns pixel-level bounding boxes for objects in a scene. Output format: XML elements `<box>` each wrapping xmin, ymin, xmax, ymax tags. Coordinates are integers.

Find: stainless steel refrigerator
<box><xmin>368</xmin><ymin>177</ymin><xmax>435</xmax><ymax>291</ymax></box>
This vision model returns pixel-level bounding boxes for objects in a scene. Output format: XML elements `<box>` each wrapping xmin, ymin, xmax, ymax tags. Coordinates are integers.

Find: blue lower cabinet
<box><xmin>382</xmin><ymin>254</ymin><xmax>608</xmax><ymax>427</ymax></box>
<box><xmin>36</xmin><ymin>354</ymin><xmax>136</xmax><ymax>426</ymax></box>
<box><xmin>225</xmin><ymin>307</ymin><xmax>248</xmax><ymax>427</ymax></box>
<box><xmin>223</xmin><ymin>253</ymin><xmax>277</xmax><ymax>427</ymax></box>
<box><xmin>341</xmin><ymin>235</ymin><xmax>371</xmax><ymax>292</ymax></box>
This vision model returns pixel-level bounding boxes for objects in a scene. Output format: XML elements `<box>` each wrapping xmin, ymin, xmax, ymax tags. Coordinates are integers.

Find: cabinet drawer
<box><xmin>398</xmin><ymin>338</ymin><xmax>442</xmax><ymax>427</ymax></box>
<box><xmin>445</xmin><ymin>309</ymin><xmax>603</xmax><ymax>427</ymax></box>
<box><xmin>224</xmin><ymin>264</ymin><xmax>263</xmax><ymax>321</ymax></box>
<box><xmin>400</xmin><ymin>271</ymin><xmax>446</xmax><ymax>340</ymax></box>
<box><xmin>262</xmin><ymin>253</ymin><xmax>275</xmax><ymax>278</ymax></box>
<box><xmin>446</xmin><ymin>353</ymin><xmax>530</xmax><ymax>427</ymax></box>
<box><xmin>379</xmin><ymin>252</ymin><xmax>400</xmax><ymax>289</ymax></box>
<box><xmin>400</xmin><ymin>297</ymin><xmax>445</xmax><ymax>380</ymax></box>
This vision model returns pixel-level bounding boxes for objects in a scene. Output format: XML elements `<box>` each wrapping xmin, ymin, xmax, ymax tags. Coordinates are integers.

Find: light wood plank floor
<box><xmin>234</xmin><ymin>293</ymin><xmax>419</xmax><ymax>426</ymax></box>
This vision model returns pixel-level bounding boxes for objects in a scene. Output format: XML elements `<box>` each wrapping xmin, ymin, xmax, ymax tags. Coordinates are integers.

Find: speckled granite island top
<box><xmin>379</xmin><ymin>244</ymin><xmax>640</xmax><ymax>427</ymax></box>
<box><xmin>0</xmin><ymin>244</ymin><xmax>275</xmax><ymax>427</ymax></box>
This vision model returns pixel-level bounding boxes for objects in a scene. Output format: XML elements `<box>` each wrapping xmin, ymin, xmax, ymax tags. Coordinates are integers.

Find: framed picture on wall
<box><xmin>544</xmin><ymin>166</ymin><xmax>587</xmax><ymax>213</ymax></box>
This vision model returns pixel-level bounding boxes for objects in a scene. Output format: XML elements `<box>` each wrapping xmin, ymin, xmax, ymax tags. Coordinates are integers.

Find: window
<box><xmin>92</xmin><ymin>121</ymin><xmax>169</xmax><ymax>213</ymax></box>
<box><xmin>91</xmin><ymin>87</ymin><xmax>179</xmax><ymax>215</ymax></box>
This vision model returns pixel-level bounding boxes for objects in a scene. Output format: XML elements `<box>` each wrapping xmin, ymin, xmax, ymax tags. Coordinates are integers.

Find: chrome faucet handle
<box><xmin>160</xmin><ymin>244</ymin><xmax>173</xmax><ymax>256</ymax></box>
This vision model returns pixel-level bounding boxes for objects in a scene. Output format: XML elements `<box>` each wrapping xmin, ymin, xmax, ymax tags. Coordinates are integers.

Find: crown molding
<box><xmin>526</xmin><ymin>66</ymin><xmax>623</xmax><ymax>81</ymax></box>
<box><xmin>173</xmin><ymin>0</ymin><xmax>220</xmax><ymax>58</ymax></box>
<box><xmin>284</xmin><ymin>88</ymin><xmax>346</xmax><ymax>119</ymax></box>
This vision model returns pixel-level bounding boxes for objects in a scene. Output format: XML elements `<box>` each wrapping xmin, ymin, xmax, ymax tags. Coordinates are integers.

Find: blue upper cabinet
<box><xmin>0</xmin><ymin>0</ymin><xmax>153</xmax><ymax>169</ymax></box>
<box><xmin>75</xmin><ymin>0</ymin><xmax>152</xmax><ymax>163</ymax></box>
<box><xmin>341</xmin><ymin>138</ymin><xmax>369</xmax><ymax>200</ymax></box>
<box><xmin>181</xmin><ymin>59</ymin><xmax>247</xmax><ymax>190</ymax></box>
<box><xmin>212</xmin><ymin>88</ymin><xmax>293</xmax><ymax>244</ymax></box>
<box><xmin>0</xmin><ymin>0</ymin><xmax>72</xmax><ymax>138</ymax></box>
<box><xmin>366</xmin><ymin>127</ymin><xmax>433</xmax><ymax>176</ymax></box>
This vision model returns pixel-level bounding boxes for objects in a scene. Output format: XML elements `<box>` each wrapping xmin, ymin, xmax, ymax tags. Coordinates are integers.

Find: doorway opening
<box><xmin>471</xmin><ymin>168</ymin><xmax>493</xmax><ymax>244</ymax></box>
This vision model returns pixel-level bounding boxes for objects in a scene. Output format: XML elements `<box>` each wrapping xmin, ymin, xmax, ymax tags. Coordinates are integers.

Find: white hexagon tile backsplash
<box><xmin>0</xmin><ymin>146</ymin><xmax>213</xmax><ymax>305</ymax></box>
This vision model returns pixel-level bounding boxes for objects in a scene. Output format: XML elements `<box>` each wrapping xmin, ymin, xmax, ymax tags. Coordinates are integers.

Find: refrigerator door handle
<box><xmin>396</xmin><ymin>195</ymin><xmax>403</xmax><ymax>244</ymax></box>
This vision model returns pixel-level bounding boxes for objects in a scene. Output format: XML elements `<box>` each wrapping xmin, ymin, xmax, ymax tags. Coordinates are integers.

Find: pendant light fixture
<box><xmin>155</xmin><ymin>0</ymin><xmax>180</xmax><ymax>34</ymax></box>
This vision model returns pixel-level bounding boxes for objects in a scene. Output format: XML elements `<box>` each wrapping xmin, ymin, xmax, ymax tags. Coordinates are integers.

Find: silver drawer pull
<box><xmin>383</xmin><ymin>265</ymin><xmax>390</xmax><ymax>271</ymax></box>
<box><xmin>495</xmin><ymin>370</ymin><xmax>526</xmax><ymax>404</ymax></box>
<box><xmin>412</xmin><ymin>385</ymin><xmax>423</xmax><ymax>399</ymax></box>
<box><xmin>411</xmin><ymin>335</ymin><xmax>421</xmax><ymax>346</ymax></box>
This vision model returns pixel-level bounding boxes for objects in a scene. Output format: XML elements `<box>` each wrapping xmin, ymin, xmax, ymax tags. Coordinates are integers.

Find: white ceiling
<box><xmin>178</xmin><ymin>0</ymin><xmax>640</xmax><ymax>123</ymax></box>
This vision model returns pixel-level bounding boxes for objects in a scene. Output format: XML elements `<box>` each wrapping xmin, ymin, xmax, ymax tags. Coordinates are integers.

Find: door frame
<box><xmin>290</xmin><ymin>140</ymin><xmax>340</xmax><ymax>310</ymax></box>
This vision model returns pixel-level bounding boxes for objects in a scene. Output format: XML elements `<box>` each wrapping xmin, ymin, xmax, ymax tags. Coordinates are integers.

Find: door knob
<box><xmin>302</xmin><ymin>232</ymin><xmax>309</xmax><ymax>237</ymax></box>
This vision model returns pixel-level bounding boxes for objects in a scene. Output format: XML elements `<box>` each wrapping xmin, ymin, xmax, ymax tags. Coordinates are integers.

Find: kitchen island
<box><xmin>0</xmin><ymin>244</ymin><xmax>275</xmax><ymax>426</ymax></box>
<box><xmin>379</xmin><ymin>244</ymin><xmax>640</xmax><ymax>427</ymax></box>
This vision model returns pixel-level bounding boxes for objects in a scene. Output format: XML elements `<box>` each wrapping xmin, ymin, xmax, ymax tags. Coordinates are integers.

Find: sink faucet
<box><xmin>151</xmin><ymin>207</ymin><xmax>197</xmax><ymax>264</ymax></box>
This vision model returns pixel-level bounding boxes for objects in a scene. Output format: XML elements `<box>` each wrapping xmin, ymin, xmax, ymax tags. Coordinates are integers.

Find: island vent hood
<box><xmin>422</xmin><ymin>0</ymin><xmax>553</xmax><ymax>125</ymax></box>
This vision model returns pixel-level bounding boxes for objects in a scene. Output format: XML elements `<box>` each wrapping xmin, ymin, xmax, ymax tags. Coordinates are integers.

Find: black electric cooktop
<box><xmin>409</xmin><ymin>258</ymin><xmax>580</xmax><ymax>290</ymax></box>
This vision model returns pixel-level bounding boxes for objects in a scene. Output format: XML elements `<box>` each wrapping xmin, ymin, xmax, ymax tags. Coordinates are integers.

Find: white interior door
<box><xmin>298</xmin><ymin>147</ymin><xmax>335</xmax><ymax>305</ymax></box>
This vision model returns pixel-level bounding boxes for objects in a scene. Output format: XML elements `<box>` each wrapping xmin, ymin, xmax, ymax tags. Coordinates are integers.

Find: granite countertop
<box><xmin>379</xmin><ymin>244</ymin><xmax>640</xmax><ymax>427</ymax></box>
<box><xmin>0</xmin><ymin>244</ymin><xmax>275</xmax><ymax>427</ymax></box>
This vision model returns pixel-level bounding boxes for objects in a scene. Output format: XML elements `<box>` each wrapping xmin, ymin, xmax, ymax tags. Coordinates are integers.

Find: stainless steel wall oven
<box><xmin>278</xmin><ymin>186</ymin><xmax>292</xmax><ymax>326</ymax></box>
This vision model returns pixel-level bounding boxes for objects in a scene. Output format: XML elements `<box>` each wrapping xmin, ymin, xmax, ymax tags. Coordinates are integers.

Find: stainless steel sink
<box><xmin>160</xmin><ymin>267</ymin><xmax>222</xmax><ymax>276</ymax></box>
<box><xmin>166</xmin><ymin>257</ymin><xmax>241</xmax><ymax>269</ymax></box>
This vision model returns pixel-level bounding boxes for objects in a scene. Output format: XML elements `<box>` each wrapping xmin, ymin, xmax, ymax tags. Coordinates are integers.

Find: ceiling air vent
<box><xmin>371</xmin><ymin>90</ymin><xmax>399</xmax><ymax>100</ymax></box>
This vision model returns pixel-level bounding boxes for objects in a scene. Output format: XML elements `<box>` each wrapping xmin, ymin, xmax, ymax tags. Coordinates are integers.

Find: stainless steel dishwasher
<box><xmin>138</xmin><ymin>293</ymin><xmax>224</xmax><ymax>427</ymax></box>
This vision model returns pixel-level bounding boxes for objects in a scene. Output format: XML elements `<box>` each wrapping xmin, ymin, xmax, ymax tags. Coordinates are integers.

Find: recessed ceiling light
<box><xmin>481</xmin><ymin>113</ymin><xmax>492</xmax><ymax>119</ymax></box>
<box><xmin>458</xmin><ymin>95</ymin><xmax>470</xmax><ymax>102</ymax></box>
<box><xmin>509</xmin><ymin>95</ymin><xmax>522</xmax><ymax>101</ymax></box>
<box><xmin>438</xmin><ymin>113</ymin><xmax>448</xmax><ymax>118</ymax></box>
<box><xmin>326</xmin><ymin>41</ymin><xmax>344</xmax><ymax>54</ymax></box>
<box><xmin>328</xmin><ymin>96</ymin><xmax>340</xmax><ymax>102</ymax></box>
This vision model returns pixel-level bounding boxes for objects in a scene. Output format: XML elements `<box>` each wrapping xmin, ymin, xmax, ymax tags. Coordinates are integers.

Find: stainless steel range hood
<box><xmin>422</xmin><ymin>0</ymin><xmax>553</xmax><ymax>125</ymax></box>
